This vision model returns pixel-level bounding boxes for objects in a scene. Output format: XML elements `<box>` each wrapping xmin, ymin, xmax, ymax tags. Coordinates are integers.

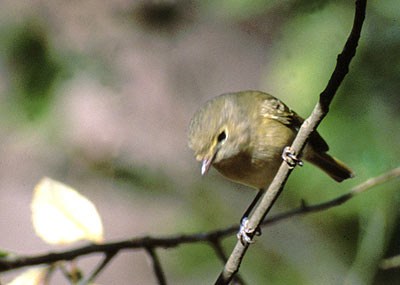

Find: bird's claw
<box><xmin>237</xmin><ymin>217</ymin><xmax>262</xmax><ymax>245</ymax></box>
<box><xmin>282</xmin><ymin>146</ymin><xmax>303</xmax><ymax>169</ymax></box>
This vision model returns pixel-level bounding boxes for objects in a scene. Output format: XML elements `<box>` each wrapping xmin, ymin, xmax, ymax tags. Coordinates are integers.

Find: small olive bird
<box><xmin>188</xmin><ymin>91</ymin><xmax>354</xmax><ymax>235</ymax></box>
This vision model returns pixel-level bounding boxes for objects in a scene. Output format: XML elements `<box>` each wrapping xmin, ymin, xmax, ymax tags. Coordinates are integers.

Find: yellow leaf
<box><xmin>7</xmin><ymin>267</ymin><xmax>47</xmax><ymax>285</ymax></box>
<box><xmin>31</xmin><ymin>177</ymin><xmax>104</xmax><ymax>245</ymax></box>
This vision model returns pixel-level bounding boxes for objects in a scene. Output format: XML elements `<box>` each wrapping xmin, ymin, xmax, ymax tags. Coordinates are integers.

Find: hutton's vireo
<box><xmin>188</xmin><ymin>91</ymin><xmax>354</xmax><ymax>222</ymax></box>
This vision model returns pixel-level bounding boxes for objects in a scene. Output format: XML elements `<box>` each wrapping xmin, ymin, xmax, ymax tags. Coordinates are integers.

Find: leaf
<box><xmin>31</xmin><ymin>177</ymin><xmax>104</xmax><ymax>245</ymax></box>
<box><xmin>0</xmin><ymin>249</ymin><xmax>10</xmax><ymax>258</ymax></box>
<box><xmin>7</xmin><ymin>267</ymin><xmax>47</xmax><ymax>285</ymax></box>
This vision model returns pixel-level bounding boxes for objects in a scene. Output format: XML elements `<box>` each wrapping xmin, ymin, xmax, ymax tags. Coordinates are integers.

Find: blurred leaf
<box><xmin>131</xmin><ymin>1</ymin><xmax>187</xmax><ymax>33</ymax></box>
<box><xmin>0</xmin><ymin>249</ymin><xmax>9</xmax><ymax>258</ymax></box>
<box><xmin>31</xmin><ymin>177</ymin><xmax>104</xmax><ymax>245</ymax></box>
<box><xmin>6</xmin><ymin>22</ymin><xmax>60</xmax><ymax>120</ymax></box>
<box><xmin>6</xmin><ymin>267</ymin><xmax>48</xmax><ymax>285</ymax></box>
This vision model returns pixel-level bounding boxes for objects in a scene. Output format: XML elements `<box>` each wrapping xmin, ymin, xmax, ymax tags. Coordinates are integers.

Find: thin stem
<box><xmin>145</xmin><ymin>247</ymin><xmax>167</xmax><ymax>285</ymax></box>
<box><xmin>79</xmin><ymin>250</ymin><xmax>118</xmax><ymax>285</ymax></box>
<box><xmin>209</xmin><ymin>239</ymin><xmax>247</xmax><ymax>285</ymax></box>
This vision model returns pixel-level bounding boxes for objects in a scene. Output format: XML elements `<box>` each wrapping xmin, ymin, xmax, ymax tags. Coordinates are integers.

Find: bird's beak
<box><xmin>201</xmin><ymin>154</ymin><xmax>216</xmax><ymax>176</ymax></box>
<box><xmin>201</xmin><ymin>158</ymin><xmax>212</xmax><ymax>176</ymax></box>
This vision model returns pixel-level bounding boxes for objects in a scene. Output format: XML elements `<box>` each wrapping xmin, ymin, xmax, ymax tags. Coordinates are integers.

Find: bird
<box><xmin>188</xmin><ymin>90</ymin><xmax>354</xmax><ymax>240</ymax></box>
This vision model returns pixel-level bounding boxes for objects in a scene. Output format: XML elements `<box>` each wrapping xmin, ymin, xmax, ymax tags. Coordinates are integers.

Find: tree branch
<box><xmin>215</xmin><ymin>1</ymin><xmax>367</xmax><ymax>283</ymax></box>
<box><xmin>380</xmin><ymin>254</ymin><xmax>400</xmax><ymax>270</ymax></box>
<box><xmin>1</xmin><ymin>166</ymin><xmax>398</xmax><ymax>279</ymax></box>
<box><xmin>80</xmin><ymin>250</ymin><xmax>118</xmax><ymax>285</ymax></box>
<box><xmin>145</xmin><ymin>247</ymin><xmax>167</xmax><ymax>285</ymax></box>
<box><xmin>261</xmin><ymin>167</ymin><xmax>399</xmax><ymax>227</ymax></box>
<box><xmin>209</xmin><ymin>239</ymin><xmax>246</xmax><ymax>285</ymax></box>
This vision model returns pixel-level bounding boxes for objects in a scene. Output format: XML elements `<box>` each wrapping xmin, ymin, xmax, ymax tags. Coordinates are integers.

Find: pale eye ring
<box><xmin>217</xmin><ymin>130</ymin><xmax>227</xmax><ymax>143</ymax></box>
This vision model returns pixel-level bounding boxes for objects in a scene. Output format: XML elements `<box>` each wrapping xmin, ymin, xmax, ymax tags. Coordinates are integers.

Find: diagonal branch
<box><xmin>260</xmin><ymin>166</ymin><xmax>399</xmax><ymax>227</ymax></box>
<box><xmin>380</xmin><ymin>255</ymin><xmax>400</xmax><ymax>270</ymax></box>
<box><xmin>144</xmin><ymin>246</ymin><xmax>167</xmax><ymax>285</ymax></box>
<box><xmin>79</xmin><ymin>250</ymin><xmax>118</xmax><ymax>285</ymax></box>
<box><xmin>215</xmin><ymin>0</ymin><xmax>367</xmax><ymax>284</ymax></box>
<box><xmin>209</xmin><ymin>239</ymin><xmax>247</xmax><ymax>285</ymax></box>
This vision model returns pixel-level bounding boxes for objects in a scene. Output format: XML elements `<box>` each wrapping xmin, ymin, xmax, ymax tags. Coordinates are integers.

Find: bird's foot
<box><xmin>237</xmin><ymin>217</ymin><xmax>262</xmax><ymax>245</ymax></box>
<box><xmin>282</xmin><ymin>146</ymin><xmax>303</xmax><ymax>169</ymax></box>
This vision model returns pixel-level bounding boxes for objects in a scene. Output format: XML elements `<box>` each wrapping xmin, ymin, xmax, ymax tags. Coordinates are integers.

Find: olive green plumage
<box><xmin>188</xmin><ymin>90</ymin><xmax>353</xmax><ymax>189</ymax></box>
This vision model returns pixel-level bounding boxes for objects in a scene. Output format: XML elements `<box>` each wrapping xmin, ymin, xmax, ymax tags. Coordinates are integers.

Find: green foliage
<box><xmin>5</xmin><ymin>22</ymin><xmax>61</xmax><ymax>120</ymax></box>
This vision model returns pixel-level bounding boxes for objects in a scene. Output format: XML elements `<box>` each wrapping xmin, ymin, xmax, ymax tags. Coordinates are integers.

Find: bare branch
<box><xmin>216</xmin><ymin>1</ymin><xmax>367</xmax><ymax>283</ymax></box>
<box><xmin>79</xmin><ymin>250</ymin><xmax>118</xmax><ymax>285</ymax></box>
<box><xmin>261</xmin><ymin>167</ymin><xmax>400</xmax><ymax>227</ymax></box>
<box><xmin>1</xmin><ymin>166</ymin><xmax>398</xmax><ymax>279</ymax></box>
<box><xmin>380</xmin><ymin>255</ymin><xmax>400</xmax><ymax>270</ymax></box>
<box><xmin>350</xmin><ymin>167</ymin><xmax>399</xmax><ymax>194</ymax></box>
<box><xmin>145</xmin><ymin>247</ymin><xmax>167</xmax><ymax>285</ymax></box>
<box><xmin>209</xmin><ymin>239</ymin><xmax>246</xmax><ymax>285</ymax></box>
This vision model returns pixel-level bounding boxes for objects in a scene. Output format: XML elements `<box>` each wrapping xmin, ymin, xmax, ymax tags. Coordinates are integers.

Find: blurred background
<box><xmin>0</xmin><ymin>0</ymin><xmax>399</xmax><ymax>284</ymax></box>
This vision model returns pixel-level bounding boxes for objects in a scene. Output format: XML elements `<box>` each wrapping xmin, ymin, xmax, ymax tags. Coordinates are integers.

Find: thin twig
<box><xmin>209</xmin><ymin>239</ymin><xmax>246</xmax><ymax>285</ymax></box>
<box><xmin>79</xmin><ymin>250</ymin><xmax>118</xmax><ymax>285</ymax></box>
<box><xmin>145</xmin><ymin>247</ymin><xmax>167</xmax><ymax>285</ymax></box>
<box><xmin>209</xmin><ymin>239</ymin><xmax>228</xmax><ymax>264</ymax></box>
<box><xmin>215</xmin><ymin>1</ymin><xmax>367</xmax><ymax>283</ymax></box>
<box><xmin>260</xmin><ymin>167</ymin><xmax>399</xmax><ymax>227</ymax></box>
<box><xmin>43</xmin><ymin>264</ymin><xmax>56</xmax><ymax>285</ymax></box>
<box><xmin>380</xmin><ymin>255</ymin><xmax>400</xmax><ymax>270</ymax></box>
<box><xmin>0</xmin><ymin>167</ymin><xmax>397</xmax><ymax>277</ymax></box>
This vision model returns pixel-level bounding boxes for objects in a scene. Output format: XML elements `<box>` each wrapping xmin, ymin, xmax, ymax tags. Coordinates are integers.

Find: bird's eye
<box><xmin>217</xmin><ymin>131</ymin><xmax>227</xmax><ymax>143</ymax></box>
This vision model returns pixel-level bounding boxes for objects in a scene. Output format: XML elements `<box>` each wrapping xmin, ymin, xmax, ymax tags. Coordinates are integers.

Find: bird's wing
<box><xmin>260</xmin><ymin>96</ymin><xmax>329</xmax><ymax>152</ymax></box>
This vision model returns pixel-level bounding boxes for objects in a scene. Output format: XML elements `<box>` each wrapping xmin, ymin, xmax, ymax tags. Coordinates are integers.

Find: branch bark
<box><xmin>215</xmin><ymin>1</ymin><xmax>367</xmax><ymax>283</ymax></box>
<box><xmin>2</xmin><ymin>166</ymin><xmax>398</xmax><ymax>277</ymax></box>
<box><xmin>145</xmin><ymin>247</ymin><xmax>167</xmax><ymax>285</ymax></box>
<box><xmin>80</xmin><ymin>250</ymin><xmax>118</xmax><ymax>285</ymax></box>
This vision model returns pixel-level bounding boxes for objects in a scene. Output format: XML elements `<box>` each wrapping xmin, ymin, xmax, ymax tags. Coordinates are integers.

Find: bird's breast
<box><xmin>213</xmin><ymin>149</ymin><xmax>281</xmax><ymax>189</ymax></box>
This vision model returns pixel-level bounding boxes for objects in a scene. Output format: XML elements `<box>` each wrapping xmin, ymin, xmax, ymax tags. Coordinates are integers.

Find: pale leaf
<box><xmin>31</xmin><ymin>177</ymin><xmax>104</xmax><ymax>244</ymax></box>
<box><xmin>7</xmin><ymin>267</ymin><xmax>47</xmax><ymax>285</ymax></box>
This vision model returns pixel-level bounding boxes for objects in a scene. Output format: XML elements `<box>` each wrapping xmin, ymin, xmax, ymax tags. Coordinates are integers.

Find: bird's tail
<box><xmin>306</xmin><ymin>151</ymin><xmax>354</xmax><ymax>182</ymax></box>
